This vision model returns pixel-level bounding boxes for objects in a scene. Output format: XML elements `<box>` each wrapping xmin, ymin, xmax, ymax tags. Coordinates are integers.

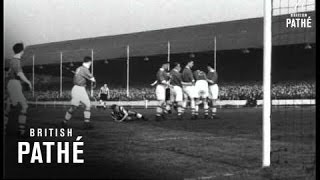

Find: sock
<box><xmin>211</xmin><ymin>107</ymin><xmax>217</xmax><ymax>116</ymax></box>
<box><xmin>204</xmin><ymin>101</ymin><xmax>209</xmax><ymax>116</ymax></box>
<box><xmin>136</xmin><ymin>113</ymin><xmax>143</xmax><ymax>119</ymax></box>
<box><xmin>18</xmin><ymin>112</ymin><xmax>27</xmax><ymax>135</ymax></box>
<box><xmin>84</xmin><ymin>110</ymin><xmax>91</xmax><ymax>122</ymax></box>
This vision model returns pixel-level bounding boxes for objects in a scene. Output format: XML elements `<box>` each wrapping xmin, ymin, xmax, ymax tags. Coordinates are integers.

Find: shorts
<box><xmin>183</xmin><ymin>85</ymin><xmax>197</xmax><ymax>99</ymax></box>
<box><xmin>170</xmin><ymin>86</ymin><xmax>183</xmax><ymax>102</ymax></box>
<box><xmin>156</xmin><ymin>84</ymin><xmax>166</xmax><ymax>101</ymax></box>
<box><xmin>71</xmin><ymin>85</ymin><xmax>91</xmax><ymax>108</ymax></box>
<box><xmin>7</xmin><ymin>79</ymin><xmax>28</xmax><ymax>109</ymax></box>
<box><xmin>100</xmin><ymin>94</ymin><xmax>108</xmax><ymax>101</ymax></box>
<box><xmin>209</xmin><ymin>84</ymin><xmax>219</xmax><ymax>100</ymax></box>
<box><xmin>195</xmin><ymin>80</ymin><xmax>209</xmax><ymax>98</ymax></box>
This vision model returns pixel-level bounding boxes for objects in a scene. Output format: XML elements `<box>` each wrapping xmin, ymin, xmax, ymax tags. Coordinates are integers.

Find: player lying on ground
<box><xmin>110</xmin><ymin>104</ymin><xmax>148</xmax><ymax>122</ymax></box>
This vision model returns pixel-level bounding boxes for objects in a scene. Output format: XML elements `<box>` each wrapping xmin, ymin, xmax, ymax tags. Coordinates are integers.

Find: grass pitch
<box><xmin>4</xmin><ymin>105</ymin><xmax>315</xmax><ymax>179</ymax></box>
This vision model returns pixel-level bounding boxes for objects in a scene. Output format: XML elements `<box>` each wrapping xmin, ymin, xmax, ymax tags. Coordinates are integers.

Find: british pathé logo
<box><xmin>286</xmin><ymin>2</ymin><xmax>312</xmax><ymax>28</ymax></box>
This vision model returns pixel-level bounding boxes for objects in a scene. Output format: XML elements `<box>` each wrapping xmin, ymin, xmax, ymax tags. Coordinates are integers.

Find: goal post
<box><xmin>262</xmin><ymin>0</ymin><xmax>272</xmax><ymax>168</ymax></box>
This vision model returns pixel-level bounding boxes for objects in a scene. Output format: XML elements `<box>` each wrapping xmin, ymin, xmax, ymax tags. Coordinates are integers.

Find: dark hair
<box><xmin>173</xmin><ymin>62</ymin><xmax>180</xmax><ymax>68</ymax></box>
<box><xmin>187</xmin><ymin>59</ymin><xmax>194</xmax><ymax>64</ymax></box>
<box><xmin>110</xmin><ymin>104</ymin><xmax>117</xmax><ymax>110</ymax></box>
<box><xmin>13</xmin><ymin>43</ymin><xmax>24</xmax><ymax>54</ymax></box>
<box><xmin>83</xmin><ymin>56</ymin><xmax>92</xmax><ymax>63</ymax></box>
<box><xmin>207</xmin><ymin>63</ymin><xmax>214</xmax><ymax>68</ymax></box>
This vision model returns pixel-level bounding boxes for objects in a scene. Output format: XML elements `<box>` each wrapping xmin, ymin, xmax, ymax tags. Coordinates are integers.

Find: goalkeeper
<box><xmin>110</xmin><ymin>104</ymin><xmax>148</xmax><ymax>122</ymax></box>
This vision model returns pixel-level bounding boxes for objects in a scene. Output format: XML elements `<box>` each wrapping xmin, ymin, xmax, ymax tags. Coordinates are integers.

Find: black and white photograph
<box><xmin>3</xmin><ymin>0</ymin><xmax>316</xmax><ymax>179</ymax></box>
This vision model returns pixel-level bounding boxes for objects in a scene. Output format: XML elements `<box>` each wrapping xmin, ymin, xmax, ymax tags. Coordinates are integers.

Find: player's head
<box><xmin>162</xmin><ymin>62</ymin><xmax>169</xmax><ymax>71</ymax></box>
<box><xmin>207</xmin><ymin>63</ymin><xmax>215</xmax><ymax>71</ymax></box>
<box><xmin>104</xmin><ymin>83</ymin><xmax>108</xmax><ymax>87</ymax></box>
<box><xmin>83</xmin><ymin>56</ymin><xmax>92</xmax><ymax>67</ymax></box>
<box><xmin>110</xmin><ymin>104</ymin><xmax>117</xmax><ymax>110</ymax></box>
<box><xmin>173</xmin><ymin>62</ymin><xmax>181</xmax><ymax>71</ymax></box>
<box><xmin>186</xmin><ymin>60</ymin><xmax>194</xmax><ymax>68</ymax></box>
<box><xmin>13</xmin><ymin>43</ymin><xmax>24</xmax><ymax>55</ymax></box>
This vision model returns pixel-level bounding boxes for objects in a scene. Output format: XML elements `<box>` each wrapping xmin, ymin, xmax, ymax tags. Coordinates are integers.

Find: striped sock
<box><xmin>18</xmin><ymin>112</ymin><xmax>27</xmax><ymax>135</ymax></box>
<box><xmin>84</xmin><ymin>110</ymin><xmax>91</xmax><ymax>122</ymax></box>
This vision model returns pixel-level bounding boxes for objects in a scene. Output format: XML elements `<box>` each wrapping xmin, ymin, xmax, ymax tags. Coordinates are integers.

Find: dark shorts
<box><xmin>100</xmin><ymin>94</ymin><xmax>109</xmax><ymax>101</ymax></box>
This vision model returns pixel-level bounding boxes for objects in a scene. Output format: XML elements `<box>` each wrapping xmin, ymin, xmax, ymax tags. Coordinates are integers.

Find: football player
<box><xmin>98</xmin><ymin>83</ymin><xmax>110</xmax><ymax>109</ymax></box>
<box><xmin>154</xmin><ymin>62</ymin><xmax>171</xmax><ymax>121</ymax></box>
<box><xmin>6</xmin><ymin>43</ymin><xmax>32</xmax><ymax>137</ymax></box>
<box><xmin>63</xmin><ymin>56</ymin><xmax>96</xmax><ymax>129</ymax></box>
<box><xmin>207</xmin><ymin>63</ymin><xmax>220</xmax><ymax>119</ymax></box>
<box><xmin>169</xmin><ymin>62</ymin><xmax>184</xmax><ymax>120</ymax></box>
<box><xmin>110</xmin><ymin>104</ymin><xmax>147</xmax><ymax>122</ymax></box>
<box><xmin>194</xmin><ymin>69</ymin><xmax>210</xmax><ymax>118</ymax></box>
<box><xmin>181</xmin><ymin>60</ymin><xmax>197</xmax><ymax>120</ymax></box>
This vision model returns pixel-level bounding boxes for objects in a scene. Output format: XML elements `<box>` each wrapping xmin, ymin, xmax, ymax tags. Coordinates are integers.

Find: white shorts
<box><xmin>170</xmin><ymin>86</ymin><xmax>183</xmax><ymax>102</ymax></box>
<box><xmin>7</xmin><ymin>79</ymin><xmax>28</xmax><ymax>109</ymax></box>
<box><xmin>183</xmin><ymin>85</ymin><xmax>197</xmax><ymax>99</ymax></box>
<box><xmin>156</xmin><ymin>84</ymin><xmax>166</xmax><ymax>101</ymax></box>
<box><xmin>195</xmin><ymin>80</ymin><xmax>209</xmax><ymax>98</ymax></box>
<box><xmin>209</xmin><ymin>84</ymin><xmax>219</xmax><ymax>100</ymax></box>
<box><xmin>71</xmin><ymin>85</ymin><xmax>91</xmax><ymax>108</ymax></box>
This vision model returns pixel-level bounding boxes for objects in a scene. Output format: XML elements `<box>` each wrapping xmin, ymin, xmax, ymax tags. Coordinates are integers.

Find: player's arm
<box><xmin>116</xmin><ymin>108</ymin><xmax>128</xmax><ymax>122</ymax></box>
<box><xmin>206</xmin><ymin>79</ymin><xmax>214</xmax><ymax>84</ymax></box>
<box><xmin>110</xmin><ymin>112</ymin><xmax>119</xmax><ymax>121</ymax></box>
<box><xmin>14</xmin><ymin>61</ymin><xmax>32</xmax><ymax>90</ymax></box>
<box><xmin>150</xmin><ymin>80</ymin><xmax>158</xmax><ymax>86</ymax></box>
<box><xmin>181</xmin><ymin>81</ymin><xmax>192</xmax><ymax>86</ymax></box>
<box><xmin>98</xmin><ymin>88</ymin><xmax>102</xmax><ymax>97</ymax></box>
<box><xmin>206</xmin><ymin>75</ymin><xmax>214</xmax><ymax>84</ymax></box>
<box><xmin>160</xmin><ymin>75</ymin><xmax>171</xmax><ymax>87</ymax></box>
<box><xmin>188</xmin><ymin>70</ymin><xmax>195</xmax><ymax>85</ymax></box>
<box><xmin>107</xmin><ymin>89</ymin><xmax>110</xmax><ymax>99</ymax></box>
<box><xmin>83</xmin><ymin>68</ymin><xmax>96</xmax><ymax>82</ymax></box>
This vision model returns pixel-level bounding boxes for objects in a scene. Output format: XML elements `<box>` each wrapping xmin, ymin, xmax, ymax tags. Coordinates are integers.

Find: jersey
<box><xmin>100</xmin><ymin>86</ymin><xmax>109</xmax><ymax>94</ymax></box>
<box><xmin>170</xmin><ymin>69</ymin><xmax>182</xmax><ymax>87</ymax></box>
<box><xmin>156</xmin><ymin>68</ymin><xmax>169</xmax><ymax>85</ymax></box>
<box><xmin>194</xmin><ymin>70</ymin><xmax>207</xmax><ymax>81</ymax></box>
<box><xmin>207</xmin><ymin>71</ymin><xmax>218</xmax><ymax>85</ymax></box>
<box><xmin>111</xmin><ymin>105</ymin><xmax>126</xmax><ymax>120</ymax></box>
<box><xmin>73</xmin><ymin>65</ymin><xmax>93</xmax><ymax>87</ymax></box>
<box><xmin>8</xmin><ymin>58</ymin><xmax>23</xmax><ymax>80</ymax></box>
<box><xmin>182</xmin><ymin>67</ymin><xmax>194</xmax><ymax>83</ymax></box>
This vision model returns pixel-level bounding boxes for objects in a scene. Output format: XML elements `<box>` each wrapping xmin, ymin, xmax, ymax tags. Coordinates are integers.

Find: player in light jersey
<box><xmin>110</xmin><ymin>104</ymin><xmax>148</xmax><ymax>122</ymax></box>
<box><xmin>63</xmin><ymin>56</ymin><xmax>96</xmax><ymax>129</ymax></box>
<box><xmin>98</xmin><ymin>83</ymin><xmax>110</xmax><ymax>109</ymax></box>
<box><xmin>194</xmin><ymin>70</ymin><xmax>209</xmax><ymax>118</ymax></box>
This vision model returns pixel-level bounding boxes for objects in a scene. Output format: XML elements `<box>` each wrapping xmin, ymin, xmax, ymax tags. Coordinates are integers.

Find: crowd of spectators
<box><xmin>24</xmin><ymin>80</ymin><xmax>315</xmax><ymax>101</ymax></box>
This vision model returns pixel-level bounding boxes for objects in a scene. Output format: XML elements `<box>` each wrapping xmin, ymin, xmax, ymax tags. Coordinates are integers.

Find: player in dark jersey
<box><xmin>63</xmin><ymin>56</ymin><xmax>96</xmax><ymax>129</ymax></box>
<box><xmin>207</xmin><ymin>63</ymin><xmax>220</xmax><ymax>119</ymax></box>
<box><xmin>194</xmin><ymin>69</ymin><xmax>210</xmax><ymax>118</ymax></box>
<box><xmin>154</xmin><ymin>62</ymin><xmax>171</xmax><ymax>121</ymax></box>
<box><xmin>110</xmin><ymin>104</ymin><xmax>148</xmax><ymax>122</ymax></box>
<box><xmin>169</xmin><ymin>62</ymin><xmax>184</xmax><ymax>120</ymax></box>
<box><xmin>182</xmin><ymin>60</ymin><xmax>197</xmax><ymax>119</ymax></box>
<box><xmin>6</xmin><ymin>43</ymin><xmax>32</xmax><ymax>137</ymax></box>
